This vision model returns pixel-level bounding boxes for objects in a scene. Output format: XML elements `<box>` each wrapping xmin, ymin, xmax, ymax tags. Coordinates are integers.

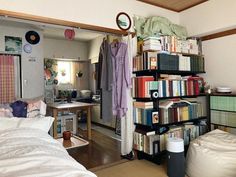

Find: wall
<box><xmin>202</xmin><ymin>35</ymin><xmax>236</xmax><ymax>92</ymax></box>
<box><xmin>44</xmin><ymin>37</ymin><xmax>90</xmax><ymax>90</ymax></box>
<box><xmin>0</xmin><ymin>0</ymin><xmax>179</xmax><ymax>30</ymax></box>
<box><xmin>44</xmin><ymin>38</ymin><xmax>88</xmax><ymax>60</ymax></box>
<box><xmin>180</xmin><ymin>0</ymin><xmax>236</xmax><ymax>36</ymax></box>
<box><xmin>179</xmin><ymin>0</ymin><xmax>236</xmax><ymax>91</ymax></box>
<box><xmin>0</xmin><ymin>24</ymin><xmax>44</xmax><ymax>98</ymax></box>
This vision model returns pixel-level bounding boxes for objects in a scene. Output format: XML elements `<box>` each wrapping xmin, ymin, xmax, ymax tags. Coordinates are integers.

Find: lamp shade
<box><xmin>64</xmin><ymin>29</ymin><xmax>75</xmax><ymax>40</ymax></box>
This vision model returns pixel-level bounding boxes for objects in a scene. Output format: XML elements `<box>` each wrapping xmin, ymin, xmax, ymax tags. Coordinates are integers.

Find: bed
<box><xmin>186</xmin><ymin>129</ymin><xmax>236</xmax><ymax>177</ymax></box>
<box><xmin>0</xmin><ymin>117</ymin><xmax>96</xmax><ymax>177</ymax></box>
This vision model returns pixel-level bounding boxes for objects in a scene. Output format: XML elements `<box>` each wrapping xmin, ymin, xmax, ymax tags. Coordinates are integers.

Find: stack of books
<box><xmin>159</xmin><ymin>100</ymin><xmax>204</xmax><ymax>124</ymax></box>
<box><xmin>132</xmin><ymin>76</ymin><xmax>156</xmax><ymax>98</ymax></box>
<box><xmin>143</xmin><ymin>37</ymin><xmax>162</xmax><ymax>51</ymax></box>
<box><xmin>133</xmin><ymin>123</ymin><xmax>208</xmax><ymax>154</ymax></box>
<box><xmin>133</xmin><ymin>101</ymin><xmax>155</xmax><ymax>126</ymax></box>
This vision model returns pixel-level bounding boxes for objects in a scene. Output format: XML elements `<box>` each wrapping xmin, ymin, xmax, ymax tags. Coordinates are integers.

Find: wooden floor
<box><xmin>68</xmin><ymin>128</ymin><xmax>122</xmax><ymax>169</ymax></box>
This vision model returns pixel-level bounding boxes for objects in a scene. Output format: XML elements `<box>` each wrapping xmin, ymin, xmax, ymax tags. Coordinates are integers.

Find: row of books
<box><xmin>132</xmin><ymin>76</ymin><xmax>155</xmax><ymax>98</ymax></box>
<box><xmin>142</xmin><ymin>36</ymin><xmax>200</xmax><ymax>55</ymax></box>
<box><xmin>210</xmin><ymin>96</ymin><xmax>236</xmax><ymax>112</ymax></box>
<box><xmin>211</xmin><ymin>124</ymin><xmax>236</xmax><ymax>135</ymax></box>
<box><xmin>133</xmin><ymin>101</ymin><xmax>158</xmax><ymax>125</ymax></box>
<box><xmin>159</xmin><ymin>101</ymin><xmax>204</xmax><ymax>124</ymax></box>
<box><xmin>132</xmin><ymin>76</ymin><xmax>203</xmax><ymax>98</ymax></box>
<box><xmin>211</xmin><ymin>110</ymin><xmax>236</xmax><ymax>127</ymax></box>
<box><xmin>133</xmin><ymin>123</ymin><xmax>207</xmax><ymax>155</ymax></box>
<box><xmin>133</xmin><ymin>52</ymin><xmax>204</xmax><ymax>72</ymax></box>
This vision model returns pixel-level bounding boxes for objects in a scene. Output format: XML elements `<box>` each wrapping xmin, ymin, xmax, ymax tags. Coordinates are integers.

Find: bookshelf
<box><xmin>210</xmin><ymin>93</ymin><xmax>236</xmax><ymax>134</ymax></box>
<box><xmin>132</xmin><ymin>36</ymin><xmax>208</xmax><ymax>164</ymax></box>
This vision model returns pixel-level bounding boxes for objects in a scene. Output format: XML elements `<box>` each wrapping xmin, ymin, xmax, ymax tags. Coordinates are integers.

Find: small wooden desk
<box><xmin>47</xmin><ymin>102</ymin><xmax>96</xmax><ymax>140</ymax></box>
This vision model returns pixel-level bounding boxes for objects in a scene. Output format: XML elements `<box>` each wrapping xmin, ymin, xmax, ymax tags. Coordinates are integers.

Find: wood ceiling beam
<box><xmin>201</xmin><ymin>29</ymin><xmax>236</xmax><ymax>41</ymax></box>
<box><xmin>0</xmin><ymin>10</ymin><xmax>135</xmax><ymax>37</ymax></box>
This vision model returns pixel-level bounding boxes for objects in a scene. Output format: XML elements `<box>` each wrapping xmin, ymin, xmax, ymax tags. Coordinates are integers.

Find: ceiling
<box><xmin>138</xmin><ymin>0</ymin><xmax>208</xmax><ymax>12</ymax></box>
<box><xmin>0</xmin><ymin>18</ymin><xmax>103</xmax><ymax>42</ymax></box>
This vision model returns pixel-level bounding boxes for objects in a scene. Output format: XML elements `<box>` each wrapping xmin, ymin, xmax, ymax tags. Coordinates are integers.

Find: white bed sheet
<box><xmin>0</xmin><ymin>127</ymin><xmax>97</xmax><ymax>177</ymax></box>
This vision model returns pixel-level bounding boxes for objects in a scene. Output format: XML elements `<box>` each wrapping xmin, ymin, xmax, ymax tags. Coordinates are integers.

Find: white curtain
<box><xmin>121</xmin><ymin>34</ymin><xmax>137</xmax><ymax>155</ymax></box>
<box><xmin>14</xmin><ymin>56</ymin><xmax>21</xmax><ymax>98</ymax></box>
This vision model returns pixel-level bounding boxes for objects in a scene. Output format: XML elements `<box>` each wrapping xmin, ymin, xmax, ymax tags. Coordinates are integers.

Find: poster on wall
<box><xmin>5</xmin><ymin>36</ymin><xmax>22</xmax><ymax>53</ymax></box>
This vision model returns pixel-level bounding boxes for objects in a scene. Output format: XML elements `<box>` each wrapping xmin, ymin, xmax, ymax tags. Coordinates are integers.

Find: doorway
<box><xmin>0</xmin><ymin>16</ymin><xmax>124</xmax><ymax>168</ymax></box>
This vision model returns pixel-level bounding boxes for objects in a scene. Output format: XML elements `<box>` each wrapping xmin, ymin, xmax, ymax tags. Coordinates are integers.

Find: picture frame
<box><xmin>152</xmin><ymin>111</ymin><xmax>159</xmax><ymax>124</ymax></box>
<box><xmin>116</xmin><ymin>12</ymin><xmax>131</xmax><ymax>31</ymax></box>
<box><xmin>5</xmin><ymin>36</ymin><xmax>22</xmax><ymax>53</ymax></box>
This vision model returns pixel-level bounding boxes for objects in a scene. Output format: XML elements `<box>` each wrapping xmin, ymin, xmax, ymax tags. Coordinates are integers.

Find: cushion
<box><xmin>186</xmin><ymin>129</ymin><xmax>236</xmax><ymax>177</ymax></box>
<box><xmin>27</xmin><ymin>100</ymin><xmax>46</xmax><ymax>118</ymax></box>
<box><xmin>10</xmin><ymin>100</ymin><xmax>28</xmax><ymax>117</ymax></box>
<box><xmin>0</xmin><ymin>117</ymin><xmax>54</xmax><ymax>132</ymax></box>
<box><xmin>0</xmin><ymin>104</ymin><xmax>13</xmax><ymax>117</ymax></box>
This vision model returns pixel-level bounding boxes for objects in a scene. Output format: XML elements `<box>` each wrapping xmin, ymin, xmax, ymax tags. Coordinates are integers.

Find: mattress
<box><xmin>186</xmin><ymin>129</ymin><xmax>236</xmax><ymax>177</ymax></box>
<box><xmin>0</xmin><ymin>127</ymin><xmax>96</xmax><ymax>177</ymax></box>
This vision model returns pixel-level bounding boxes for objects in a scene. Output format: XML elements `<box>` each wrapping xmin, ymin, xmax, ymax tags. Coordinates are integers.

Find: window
<box><xmin>57</xmin><ymin>61</ymin><xmax>72</xmax><ymax>84</ymax></box>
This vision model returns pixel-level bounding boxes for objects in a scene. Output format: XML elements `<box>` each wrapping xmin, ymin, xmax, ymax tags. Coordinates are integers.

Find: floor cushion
<box><xmin>186</xmin><ymin>129</ymin><xmax>236</xmax><ymax>177</ymax></box>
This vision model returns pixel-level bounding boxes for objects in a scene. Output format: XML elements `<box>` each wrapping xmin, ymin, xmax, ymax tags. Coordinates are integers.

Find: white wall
<box><xmin>0</xmin><ymin>0</ymin><xmax>179</xmax><ymax>30</ymax></box>
<box><xmin>179</xmin><ymin>0</ymin><xmax>236</xmax><ymax>91</ymax></box>
<box><xmin>44</xmin><ymin>38</ymin><xmax>88</xmax><ymax>59</ymax></box>
<box><xmin>0</xmin><ymin>24</ymin><xmax>44</xmax><ymax>98</ymax></box>
<box><xmin>180</xmin><ymin>0</ymin><xmax>236</xmax><ymax>36</ymax></box>
<box><xmin>202</xmin><ymin>35</ymin><xmax>236</xmax><ymax>92</ymax></box>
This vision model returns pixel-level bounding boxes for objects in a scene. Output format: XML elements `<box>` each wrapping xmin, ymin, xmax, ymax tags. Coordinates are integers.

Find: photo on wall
<box><xmin>5</xmin><ymin>36</ymin><xmax>22</xmax><ymax>53</ymax></box>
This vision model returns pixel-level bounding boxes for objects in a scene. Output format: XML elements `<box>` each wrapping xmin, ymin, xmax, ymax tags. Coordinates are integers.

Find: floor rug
<box><xmin>78</xmin><ymin>123</ymin><xmax>121</xmax><ymax>141</ymax></box>
<box><xmin>91</xmin><ymin>159</ymin><xmax>168</xmax><ymax>177</ymax></box>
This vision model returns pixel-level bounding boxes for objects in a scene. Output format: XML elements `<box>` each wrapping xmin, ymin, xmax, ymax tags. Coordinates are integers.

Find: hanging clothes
<box><xmin>99</xmin><ymin>39</ymin><xmax>113</xmax><ymax>122</ymax></box>
<box><xmin>121</xmin><ymin>34</ymin><xmax>137</xmax><ymax>156</ymax></box>
<box><xmin>110</xmin><ymin>42</ymin><xmax>132</xmax><ymax>118</ymax></box>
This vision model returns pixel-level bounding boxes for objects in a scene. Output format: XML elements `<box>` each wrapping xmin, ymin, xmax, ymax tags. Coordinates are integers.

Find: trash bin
<box><xmin>166</xmin><ymin>137</ymin><xmax>185</xmax><ymax>177</ymax></box>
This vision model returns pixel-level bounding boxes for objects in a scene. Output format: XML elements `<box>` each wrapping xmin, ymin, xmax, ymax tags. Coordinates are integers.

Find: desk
<box><xmin>47</xmin><ymin>102</ymin><xmax>96</xmax><ymax>140</ymax></box>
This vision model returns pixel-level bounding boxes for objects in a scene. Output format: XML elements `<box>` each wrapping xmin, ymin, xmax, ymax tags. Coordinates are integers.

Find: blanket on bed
<box><xmin>0</xmin><ymin>127</ymin><xmax>96</xmax><ymax>177</ymax></box>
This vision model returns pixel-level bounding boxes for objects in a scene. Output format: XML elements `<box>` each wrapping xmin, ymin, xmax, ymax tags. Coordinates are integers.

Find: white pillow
<box><xmin>0</xmin><ymin>117</ymin><xmax>54</xmax><ymax>132</ymax></box>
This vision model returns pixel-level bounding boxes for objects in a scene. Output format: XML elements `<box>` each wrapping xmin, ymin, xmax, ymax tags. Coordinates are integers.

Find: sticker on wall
<box><xmin>28</xmin><ymin>56</ymin><xmax>36</xmax><ymax>62</ymax></box>
<box><xmin>64</xmin><ymin>29</ymin><xmax>75</xmax><ymax>40</ymax></box>
<box><xmin>25</xmin><ymin>31</ymin><xmax>40</xmax><ymax>45</ymax></box>
<box><xmin>23</xmin><ymin>44</ymin><xmax>32</xmax><ymax>53</ymax></box>
<box><xmin>5</xmin><ymin>36</ymin><xmax>22</xmax><ymax>53</ymax></box>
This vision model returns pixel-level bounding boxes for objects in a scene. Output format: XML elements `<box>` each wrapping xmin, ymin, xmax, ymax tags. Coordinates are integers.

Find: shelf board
<box><xmin>133</xmin><ymin>70</ymin><xmax>206</xmax><ymax>76</ymax></box>
<box><xmin>134</xmin><ymin>116</ymin><xmax>207</xmax><ymax>129</ymax></box>
<box><xmin>210</xmin><ymin>109</ymin><xmax>236</xmax><ymax>113</ymax></box>
<box><xmin>133</xmin><ymin>94</ymin><xmax>206</xmax><ymax>101</ymax></box>
<box><xmin>133</xmin><ymin>97</ymin><xmax>152</xmax><ymax>101</ymax></box>
<box><xmin>142</xmin><ymin>50</ymin><xmax>203</xmax><ymax>57</ymax></box>
<box><xmin>211</xmin><ymin>123</ymin><xmax>236</xmax><ymax>129</ymax></box>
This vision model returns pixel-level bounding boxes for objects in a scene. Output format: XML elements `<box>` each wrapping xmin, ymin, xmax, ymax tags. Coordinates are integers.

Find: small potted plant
<box><xmin>76</xmin><ymin>71</ymin><xmax>83</xmax><ymax>78</ymax></box>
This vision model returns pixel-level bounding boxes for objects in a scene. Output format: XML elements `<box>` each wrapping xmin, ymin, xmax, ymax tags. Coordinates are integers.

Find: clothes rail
<box><xmin>0</xmin><ymin>52</ymin><xmax>21</xmax><ymax>57</ymax></box>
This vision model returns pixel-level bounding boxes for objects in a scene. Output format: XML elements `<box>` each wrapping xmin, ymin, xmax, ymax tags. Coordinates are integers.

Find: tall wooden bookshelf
<box><xmin>132</xmin><ymin>37</ymin><xmax>208</xmax><ymax>164</ymax></box>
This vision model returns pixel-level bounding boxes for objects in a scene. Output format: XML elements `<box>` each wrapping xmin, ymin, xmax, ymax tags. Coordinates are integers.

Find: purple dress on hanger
<box><xmin>110</xmin><ymin>42</ymin><xmax>132</xmax><ymax>118</ymax></box>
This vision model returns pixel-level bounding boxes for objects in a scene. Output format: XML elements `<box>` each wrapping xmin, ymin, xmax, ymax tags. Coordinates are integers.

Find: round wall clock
<box><xmin>116</xmin><ymin>12</ymin><xmax>131</xmax><ymax>31</ymax></box>
<box><xmin>23</xmin><ymin>44</ymin><xmax>32</xmax><ymax>53</ymax></box>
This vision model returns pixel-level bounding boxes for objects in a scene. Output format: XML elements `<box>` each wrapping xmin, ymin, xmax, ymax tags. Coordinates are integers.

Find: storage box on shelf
<box><xmin>132</xmin><ymin>36</ymin><xmax>208</xmax><ymax>164</ymax></box>
<box><xmin>210</xmin><ymin>93</ymin><xmax>236</xmax><ymax>135</ymax></box>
